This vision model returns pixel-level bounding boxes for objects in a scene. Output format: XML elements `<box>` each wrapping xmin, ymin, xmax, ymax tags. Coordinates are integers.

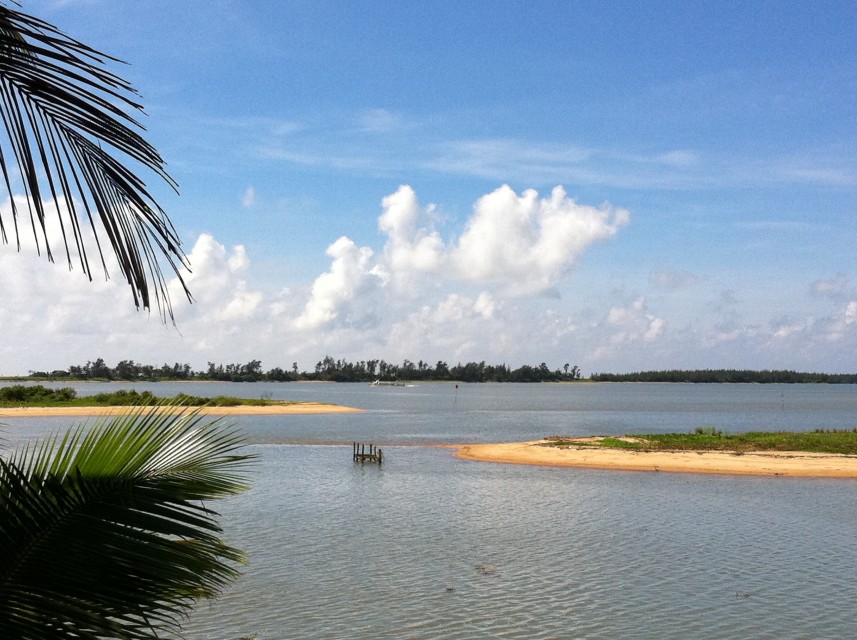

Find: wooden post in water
<box><xmin>353</xmin><ymin>441</ymin><xmax>383</xmax><ymax>464</ymax></box>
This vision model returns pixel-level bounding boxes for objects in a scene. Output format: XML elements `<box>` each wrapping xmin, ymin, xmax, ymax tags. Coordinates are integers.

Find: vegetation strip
<box><xmin>544</xmin><ymin>427</ymin><xmax>857</xmax><ymax>456</ymax></box>
<box><xmin>0</xmin><ymin>385</ymin><xmax>310</xmax><ymax>408</ymax></box>
<box><xmin>589</xmin><ymin>369</ymin><xmax>857</xmax><ymax>383</ymax></box>
<box><xmin>18</xmin><ymin>356</ymin><xmax>584</xmax><ymax>383</ymax></box>
<box><xmin>13</xmin><ymin>360</ymin><xmax>857</xmax><ymax>384</ymax></box>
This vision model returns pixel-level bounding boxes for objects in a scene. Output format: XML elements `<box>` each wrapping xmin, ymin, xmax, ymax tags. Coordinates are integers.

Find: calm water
<box><xmin>5</xmin><ymin>382</ymin><xmax>857</xmax><ymax>638</ymax></box>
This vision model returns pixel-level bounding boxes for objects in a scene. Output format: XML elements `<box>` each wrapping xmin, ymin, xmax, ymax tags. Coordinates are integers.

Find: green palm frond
<box><xmin>0</xmin><ymin>4</ymin><xmax>189</xmax><ymax>321</ymax></box>
<box><xmin>0</xmin><ymin>406</ymin><xmax>255</xmax><ymax>640</ymax></box>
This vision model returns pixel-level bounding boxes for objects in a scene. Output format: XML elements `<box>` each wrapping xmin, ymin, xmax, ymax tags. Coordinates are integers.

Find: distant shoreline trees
<box><xmin>25</xmin><ymin>357</ymin><xmax>584</xmax><ymax>383</ymax></box>
<box><xmin>589</xmin><ymin>369</ymin><xmax>857</xmax><ymax>384</ymax></box>
<box><xmin>19</xmin><ymin>361</ymin><xmax>857</xmax><ymax>384</ymax></box>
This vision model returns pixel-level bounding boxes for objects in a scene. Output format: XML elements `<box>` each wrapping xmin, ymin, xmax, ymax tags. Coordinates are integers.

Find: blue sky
<box><xmin>1</xmin><ymin>0</ymin><xmax>856</xmax><ymax>375</ymax></box>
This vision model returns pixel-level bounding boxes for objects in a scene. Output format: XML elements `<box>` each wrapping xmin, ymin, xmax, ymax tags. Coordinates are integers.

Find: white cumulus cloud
<box><xmin>606</xmin><ymin>297</ymin><xmax>666</xmax><ymax>343</ymax></box>
<box><xmin>384</xmin><ymin>292</ymin><xmax>504</xmax><ymax>361</ymax></box>
<box><xmin>375</xmin><ymin>185</ymin><xmax>444</xmax><ymax>290</ymax></box>
<box><xmin>295</xmin><ymin>236</ymin><xmax>378</xmax><ymax>329</ymax></box>
<box><xmin>451</xmin><ymin>185</ymin><xmax>629</xmax><ymax>295</ymax></box>
<box><xmin>297</xmin><ymin>184</ymin><xmax>629</xmax><ymax>332</ymax></box>
<box><xmin>14</xmin><ymin>184</ymin><xmax>857</xmax><ymax>377</ymax></box>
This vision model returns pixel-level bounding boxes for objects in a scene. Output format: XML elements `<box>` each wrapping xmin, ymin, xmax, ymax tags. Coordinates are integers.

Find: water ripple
<box><xmin>181</xmin><ymin>445</ymin><xmax>857</xmax><ymax>639</ymax></box>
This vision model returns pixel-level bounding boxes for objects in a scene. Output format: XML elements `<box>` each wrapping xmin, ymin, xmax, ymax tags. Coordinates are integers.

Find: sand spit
<box><xmin>0</xmin><ymin>403</ymin><xmax>364</xmax><ymax>417</ymax></box>
<box><xmin>454</xmin><ymin>439</ymin><xmax>857</xmax><ymax>478</ymax></box>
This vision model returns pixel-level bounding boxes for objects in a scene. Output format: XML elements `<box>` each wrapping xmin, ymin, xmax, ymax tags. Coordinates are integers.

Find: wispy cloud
<box><xmin>780</xmin><ymin>167</ymin><xmax>857</xmax><ymax>187</ymax></box>
<box><xmin>811</xmin><ymin>274</ymin><xmax>850</xmax><ymax>299</ymax></box>
<box><xmin>355</xmin><ymin>108</ymin><xmax>411</xmax><ymax>133</ymax></box>
<box><xmin>649</xmin><ymin>268</ymin><xmax>703</xmax><ymax>290</ymax></box>
<box><xmin>241</xmin><ymin>186</ymin><xmax>257</xmax><ymax>207</ymax></box>
<box><xmin>424</xmin><ymin>139</ymin><xmax>712</xmax><ymax>189</ymax></box>
<box><xmin>735</xmin><ymin>220</ymin><xmax>817</xmax><ymax>233</ymax></box>
<box><xmin>159</xmin><ymin>101</ymin><xmax>857</xmax><ymax>194</ymax></box>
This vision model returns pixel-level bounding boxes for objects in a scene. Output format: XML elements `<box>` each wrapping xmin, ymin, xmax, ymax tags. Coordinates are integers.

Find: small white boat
<box><xmin>369</xmin><ymin>379</ymin><xmax>406</xmax><ymax>387</ymax></box>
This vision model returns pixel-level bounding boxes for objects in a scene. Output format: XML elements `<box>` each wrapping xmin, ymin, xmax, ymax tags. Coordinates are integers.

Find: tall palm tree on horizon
<box><xmin>0</xmin><ymin>2</ymin><xmax>189</xmax><ymax>322</ymax></box>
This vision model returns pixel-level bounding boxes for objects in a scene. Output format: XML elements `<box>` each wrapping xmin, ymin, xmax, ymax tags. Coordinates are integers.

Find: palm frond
<box><xmin>0</xmin><ymin>5</ymin><xmax>189</xmax><ymax>322</ymax></box>
<box><xmin>0</xmin><ymin>405</ymin><xmax>255</xmax><ymax>640</ymax></box>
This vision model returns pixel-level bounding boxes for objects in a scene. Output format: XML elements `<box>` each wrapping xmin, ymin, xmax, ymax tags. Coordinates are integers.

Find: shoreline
<box><xmin>0</xmin><ymin>403</ymin><xmax>364</xmax><ymax>417</ymax></box>
<box><xmin>454</xmin><ymin>439</ymin><xmax>857</xmax><ymax>478</ymax></box>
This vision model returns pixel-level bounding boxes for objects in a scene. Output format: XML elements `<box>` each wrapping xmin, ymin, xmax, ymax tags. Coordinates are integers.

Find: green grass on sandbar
<box><xmin>546</xmin><ymin>427</ymin><xmax>857</xmax><ymax>456</ymax></box>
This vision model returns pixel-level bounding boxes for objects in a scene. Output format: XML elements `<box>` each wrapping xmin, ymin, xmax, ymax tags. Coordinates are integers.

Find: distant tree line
<box><xmin>589</xmin><ymin>369</ymin><xmax>857</xmax><ymax>383</ymax></box>
<box><xmin>28</xmin><ymin>356</ymin><xmax>584</xmax><ymax>383</ymax></box>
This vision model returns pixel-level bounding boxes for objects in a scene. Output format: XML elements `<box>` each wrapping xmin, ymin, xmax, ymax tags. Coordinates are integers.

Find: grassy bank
<box><xmin>0</xmin><ymin>385</ymin><xmax>298</xmax><ymax>408</ymax></box>
<box><xmin>545</xmin><ymin>427</ymin><xmax>857</xmax><ymax>456</ymax></box>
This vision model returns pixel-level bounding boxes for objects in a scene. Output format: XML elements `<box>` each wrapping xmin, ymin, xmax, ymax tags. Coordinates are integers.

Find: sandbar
<box><xmin>454</xmin><ymin>439</ymin><xmax>857</xmax><ymax>478</ymax></box>
<box><xmin>0</xmin><ymin>403</ymin><xmax>363</xmax><ymax>417</ymax></box>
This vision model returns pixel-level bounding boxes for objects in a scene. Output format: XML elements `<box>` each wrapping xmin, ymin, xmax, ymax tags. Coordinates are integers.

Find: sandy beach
<box><xmin>0</xmin><ymin>403</ymin><xmax>364</xmax><ymax>417</ymax></box>
<box><xmin>454</xmin><ymin>439</ymin><xmax>857</xmax><ymax>478</ymax></box>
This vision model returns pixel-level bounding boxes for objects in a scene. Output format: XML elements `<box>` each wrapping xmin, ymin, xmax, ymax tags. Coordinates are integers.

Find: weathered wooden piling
<box><xmin>353</xmin><ymin>442</ymin><xmax>383</xmax><ymax>464</ymax></box>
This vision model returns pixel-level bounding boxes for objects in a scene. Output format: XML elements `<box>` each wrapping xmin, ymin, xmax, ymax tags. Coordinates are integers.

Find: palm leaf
<box><xmin>0</xmin><ymin>405</ymin><xmax>255</xmax><ymax>640</ymax></box>
<box><xmin>0</xmin><ymin>5</ymin><xmax>189</xmax><ymax>322</ymax></box>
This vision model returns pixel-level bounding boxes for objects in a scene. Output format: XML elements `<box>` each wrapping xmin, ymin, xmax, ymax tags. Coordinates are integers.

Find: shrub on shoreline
<box><xmin>0</xmin><ymin>385</ymin><xmax>283</xmax><ymax>408</ymax></box>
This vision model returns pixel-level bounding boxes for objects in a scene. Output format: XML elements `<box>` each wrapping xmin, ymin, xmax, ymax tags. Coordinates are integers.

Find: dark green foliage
<box><xmin>91</xmin><ymin>389</ymin><xmax>157</xmax><ymax>405</ymax></box>
<box><xmin>0</xmin><ymin>5</ymin><xmax>189</xmax><ymax>321</ymax></box>
<box><xmin>171</xmin><ymin>394</ymin><xmax>245</xmax><ymax>407</ymax></box>
<box><xmin>0</xmin><ymin>406</ymin><xmax>254</xmax><ymax>639</ymax></box>
<box><xmin>42</xmin><ymin>356</ymin><xmax>584</xmax><ymax>383</ymax></box>
<box><xmin>694</xmin><ymin>425</ymin><xmax>722</xmax><ymax>436</ymax></box>
<box><xmin>27</xmin><ymin>361</ymin><xmax>857</xmax><ymax>384</ymax></box>
<box><xmin>0</xmin><ymin>385</ymin><xmax>77</xmax><ymax>404</ymax></box>
<box><xmin>0</xmin><ymin>386</ymin><xmax>290</xmax><ymax>408</ymax></box>
<box><xmin>589</xmin><ymin>369</ymin><xmax>857</xmax><ymax>383</ymax></box>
